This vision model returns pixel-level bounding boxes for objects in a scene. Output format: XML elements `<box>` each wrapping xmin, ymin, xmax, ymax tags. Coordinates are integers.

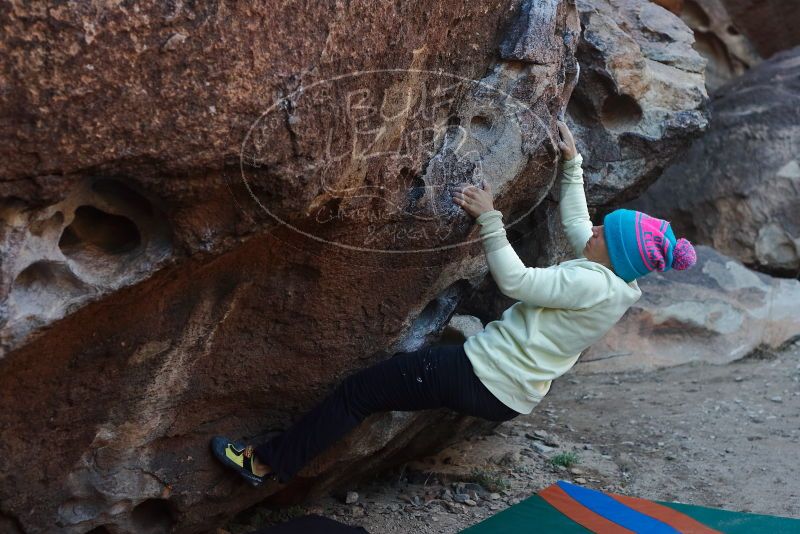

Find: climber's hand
<box><xmin>452</xmin><ymin>179</ymin><xmax>494</xmax><ymax>218</ymax></box>
<box><xmin>557</xmin><ymin>120</ymin><xmax>577</xmax><ymax>161</ymax></box>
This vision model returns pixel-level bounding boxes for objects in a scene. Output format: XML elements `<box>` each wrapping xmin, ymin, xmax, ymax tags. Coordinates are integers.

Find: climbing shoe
<box><xmin>210</xmin><ymin>436</ymin><xmax>278</xmax><ymax>487</ymax></box>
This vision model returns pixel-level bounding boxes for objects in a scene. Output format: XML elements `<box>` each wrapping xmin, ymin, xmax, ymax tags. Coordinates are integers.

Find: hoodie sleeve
<box><xmin>474</xmin><ymin>209</ymin><xmax>606</xmax><ymax>309</ymax></box>
<box><xmin>559</xmin><ymin>153</ymin><xmax>593</xmax><ymax>258</ymax></box>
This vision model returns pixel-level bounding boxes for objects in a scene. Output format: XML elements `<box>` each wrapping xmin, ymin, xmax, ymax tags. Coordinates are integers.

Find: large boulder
<box><xmin>580</xmin><ymin>246</ymin><xmax>800</xmax><ymax>373</ymax></box>
<box><xmin>567</xmin><ymin>0</ymin><xmax>708</xmax><ymax>206</ymax></box>
<box><xmin>0</xmin><ymin>1</ymin><xmax>587</xmax><ymax>533</ymax></box>
<box><xmin>631</xmin><ymin>46</ymin><xmax>800</xmax><ymax>277</ymax></box>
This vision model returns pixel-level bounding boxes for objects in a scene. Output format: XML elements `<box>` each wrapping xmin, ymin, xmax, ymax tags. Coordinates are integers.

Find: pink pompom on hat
<box><xmin>603</xmin><ymin>209</ymin><xmax>697</xmax><ymax>283</ymax></box>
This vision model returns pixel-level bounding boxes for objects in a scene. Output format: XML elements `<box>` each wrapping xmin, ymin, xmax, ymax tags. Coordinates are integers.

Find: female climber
<box><xmin>210</xmin><ymin>120</ymin><xmax>697</xmax><ymax>487</ymax></box>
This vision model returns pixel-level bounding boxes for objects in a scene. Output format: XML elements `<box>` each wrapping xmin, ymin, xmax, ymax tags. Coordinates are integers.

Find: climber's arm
<box><xmin>556</xmin><ymin>121</ymin><xmax>593</xmax><ymax>258</ymax></box>
<box><xmin>475</xmin><ymin>210</ymin><xmax>604</xmax><ymax>309</ymax></box>
<box><xmin>559</xmin><ymin>153</ymin><xmax>593</xmax><ymax>258</ymax></box>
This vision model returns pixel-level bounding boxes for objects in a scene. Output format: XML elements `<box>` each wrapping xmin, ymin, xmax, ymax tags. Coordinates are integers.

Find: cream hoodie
<box><xmin>463</xmin><ymin>153</ymin><xmax>642</xmax><ymax>414</ymax></box>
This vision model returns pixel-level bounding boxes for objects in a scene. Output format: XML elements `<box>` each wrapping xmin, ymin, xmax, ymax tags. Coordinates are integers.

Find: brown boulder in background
<box><xmin>631</xmin><ymin>46</ymin><xmax>800</xmax><ymax>277</ymax></box>
<box><xmin>717</xmin><ymin>0</ymin><xmax>800</xmax><ymax>60</ymax></box>
<box><xmin>652</xmin><ymin>0</ymin><xmax>800</xmax><ymax>90</ymax></box>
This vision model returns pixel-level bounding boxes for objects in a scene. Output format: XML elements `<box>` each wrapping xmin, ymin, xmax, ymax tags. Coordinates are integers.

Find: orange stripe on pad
<box><xmin>609</xmin><ymin>494</ymin><xmax>721</xmax><ymax>534</ymax></box>
<box><xmin>539</xmin><ymin>485</ymin><xmax>634</xmax><ymax>533</ymax></box>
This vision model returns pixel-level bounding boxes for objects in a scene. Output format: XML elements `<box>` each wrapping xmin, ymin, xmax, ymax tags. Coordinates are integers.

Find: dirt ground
<box><xmin>225</xmin><ymin>339</ymin><xmax>800</xmax><ymax>533</ymax></box>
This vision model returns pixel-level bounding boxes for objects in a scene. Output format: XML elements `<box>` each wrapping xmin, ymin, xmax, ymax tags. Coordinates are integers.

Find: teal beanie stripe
<box><xmin>604</xmin><ymin>210</ymin><xmax>641</xmax><ymax>283</ymax></box>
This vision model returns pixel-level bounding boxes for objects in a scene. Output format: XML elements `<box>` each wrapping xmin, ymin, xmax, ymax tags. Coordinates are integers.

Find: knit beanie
<box><xmin>603</xmin><ymin>209</ymin><xmax>697</xmax><ymax>283</ymax></box>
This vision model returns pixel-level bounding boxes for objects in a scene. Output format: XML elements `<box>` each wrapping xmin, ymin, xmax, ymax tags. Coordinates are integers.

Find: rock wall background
<box><xmin>652</xmin><ymin>0</ymin><xmax>800</xmax><ymax>89</ymax></box>
<box><xmin>631</xmin><ymin>46</ymin><xmax>800</xmax><ymax>277</ymax></box>
<box><xmin>653</xmin><ymin>0</ymin><xmax>761</xmax><ymax>90</ymax></box>
<box><xmin>569</xmin><ymin>0</ymin><xmax>708</xmax><ymax>206</ymax></box>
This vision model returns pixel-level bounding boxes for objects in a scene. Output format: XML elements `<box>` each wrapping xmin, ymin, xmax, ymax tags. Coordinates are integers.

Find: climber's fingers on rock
<box><xmin>462</xmin><ymin>185</ymin><xmax>481</xmax><ymax>198</ymax></box>
<box><xmin>556</xmin><ymin>120</ymin><xmax>573</xmax><ymax>143</ymax></box>
<box><xmin>556</xmin><ymin>121</ymin><xmax>578</xmax><ymax>160</ymax></box>
<box><xmin>451</xmin><ymin>186</ymin><xmax>466</xmax><ymax>199</ymax></box>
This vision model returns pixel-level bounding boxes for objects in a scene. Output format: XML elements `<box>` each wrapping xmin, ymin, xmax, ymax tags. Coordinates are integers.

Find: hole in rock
<box><xmin>91</xmin><ymin>179</ymin><xmax>155</xmax><ymax>218</ymax></box>
<box><xmin>681</xmin><ymin>0</ymin><xmax>710</xmax><ymax>29</ymax></box>
<box><xmin>470</xmin><ymin>115</ymin><xmax>493</xmax><ymax>137</ymax></box>
<box><xmin>443</xmin><ymin>116</ymin><xmax>465</xmax><ymax>146</ymax></box>
<box><xmin>407</xmin><ymin>280</ymin><xmax>471</xmax><ymax>348</ymax></box>
<box><xmin>59</xmin><ymin>206</ymin><xmax>141</xmax><ymax>257</ymax></box>
<box><xmin>505</xmin><ymin>227</ymin><xmax>524</xmax><ymax>245</ymax></box>
<box><xmin>566</xmin><ymin>93</ymin><xmax>597</xmax><ymax>127</ymax></box>
<box><xmin>726</xmin><ymin>24</ymin><xmax>740</xmax><ymax>36</ymax></box>
<box><xmin>130</xmin><ymin>499</ymin><xmax>175</xmax><ymax>534</ymax></box>
<box><xmin>692</xmin><ymin>31</ymin><xmax>735</xmax><ymax>87</ymax></box>
<box><xmin>10</xmin><ymin>261</ymin><xmax>89</xmax><ymax>318</ymax></box>
<box><xmin>404</xmin><ymin>169</ymin><xmax>428</xmax><ymax>213</ymax></box>
<box><xmin>85</xmin><ymin>527</ymin><xmax>112</xmax><ymax>534</ymax></box>
<box><xmin>418</xmin><ymin>294</ymin><xmax>446</xmax><ymax>325</ymax></box>
<box><xmin>439</xmin><ymin>324</ymin><xmax>470</xmax><ymax>345</ymax></box>
<box><xmin>599</xmin><ymin>94</ymin><xmax>642</xmax><ymax>130</ymax></box>
<box><xmin>503</xmin><ymin>60</ymin><xmax>528</xmax><ymax>74</ymax></box>
<box><xmin>318</xmin><ymin>196</ymin><xmax>342</xmax><ymax>223</ymax></box>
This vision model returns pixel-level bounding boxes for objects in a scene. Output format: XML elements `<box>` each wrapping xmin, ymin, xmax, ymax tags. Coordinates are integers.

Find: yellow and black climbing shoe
<box><xmin>210</xmin><ymin>436</ymin><xmax>277</xmax><ymax>487</ymax></box>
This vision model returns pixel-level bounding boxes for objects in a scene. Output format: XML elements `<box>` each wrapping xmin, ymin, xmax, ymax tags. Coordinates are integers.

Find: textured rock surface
<box><xmin>0</xmin><ymin>1</ymin><xmax>588</xmax><ymax>533</ymax></box>
<box><xmin>580</xmin><ymin>246</ymin><xmax>800</xmax><ymax>373</ymax></box>
<box><xmin>631</xmin><ymin>46</ymin><xmax>800</xmax><ymax>277</ymax></box>
<box><xmin>566</xmin><ymin>0</ymin><xmax>708</xmax><ymax>206</ymax></box>
<box><xmin>0</xmin><ymin>180</ymin><xmax>173</xmax><ymax>353</ymax></box>
<box><xmin>652</xmin><ymin>0</ymin><xmax>762</xmax><ymax>90</ymax></box>
<box><xmin>0</xmin><ymin>0</ymin><xmax>586</xmax><ymax>358</ymax></box>
<box><xmin>717</xmin><ymin>0</ymin><xmax>800</xmax><ymax>60</ymax></box>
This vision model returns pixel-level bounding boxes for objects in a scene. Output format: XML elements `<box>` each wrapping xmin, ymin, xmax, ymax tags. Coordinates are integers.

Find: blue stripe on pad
<box><xmin>556</xmin><ymin>481</ymin><xmax>680</xmax><ymax>534</ymax></box>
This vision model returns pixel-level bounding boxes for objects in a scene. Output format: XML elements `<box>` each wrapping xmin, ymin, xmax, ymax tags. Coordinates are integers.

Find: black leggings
<box><xmin>254</xmin><ymin>343</ymin><xmax>519</xmax><ymax>482</ymax></box>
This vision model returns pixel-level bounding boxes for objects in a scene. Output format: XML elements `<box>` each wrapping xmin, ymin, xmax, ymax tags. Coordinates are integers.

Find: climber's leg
<box><xmin>254</xmin><ymin>343</ymin><xmax>518</xmax><ymax>483</ymax></box>
<box><xmin>433</xmin><ymin>343</ymin><xmax>521</xmax><ymax>422</ymax></box>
